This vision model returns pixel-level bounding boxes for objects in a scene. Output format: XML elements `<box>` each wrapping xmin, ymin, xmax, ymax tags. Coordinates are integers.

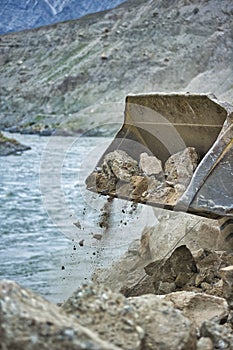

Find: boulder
<box><xmin>147</xmin><ymin>210</ymin><xmax>232</xmax><ymax>260</ymax></box>
<box><xmin>93</xmin><ymin>209</ymin><xmax>233</xmax><ymax>297</ymax></box>
<box><xmin>196</xmin><ymin>337</ymin><xmax>214</xmax><ymax>350</ymax></box>
<box><xmin>86</xmin><ymin>147</ymin><xmax>200</xmax><ymax>206</ymax></box>
<box><xmin>62</xmin><ymin>283</ymin><xmax>144</xmax><ymax>350</ymax></box>
<box><xmin>146</xmin><ymin>245</ymin><xmax>197</xmax><ymax>294</ymax></box>
<box><xmin>0</xmin><ymin>280</ymin><xmax>121</xmax><ymax>350</ymax></box>
<box><xmin>164</xmin><ymin>147</ymin><xmax>199</xmax><ymax>188</ymax></box>
<box><xmin>200</xmin><ymin>321</ymin><xmax>233</xmax><ymax>350</ymax></box>
<box><xmin>102</xmin><ymin>150</ymin><xmax>139</xmax><ymax>182</ymax></box>
<box><xmin>139</xmin><ymin>152</ymin><xmax>163</xmax><ymax>177</ymax></box>
<box><xmin>220</xmin><ymin>265</ymin><xmax>233</xmax><ymax>309</ymax></box>
<box><xmin>129</xmin><ymin>294</ymin><xmax>197</xmax><ymax>350</ymax></box>
<box><xmin>163</xmin><ymin>291</ymin><xmax>229</xmax><ymax>328</ymax></box>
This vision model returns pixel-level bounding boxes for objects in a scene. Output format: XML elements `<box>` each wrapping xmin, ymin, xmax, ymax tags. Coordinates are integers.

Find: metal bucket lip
<box><xmin>126</xmin><ymin>92</ymin><xmax>233</xmax><ymax>114</ymax></box>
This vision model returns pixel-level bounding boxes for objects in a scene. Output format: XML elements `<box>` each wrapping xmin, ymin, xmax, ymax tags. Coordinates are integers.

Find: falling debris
<box><xmin>79</xmin><ymin>239</ymin><xmax>84</xmax><ymax>247</ymax></box>
<box><xmin>98</xmin><ymin>197</ymin><xmax>114</xmax><ymax>231</ymax></box>
<box><xmin>73</xmin><ymin>221</ymin><xmax>82</xmax><ymax>229</ymax></box>
<box><xmin>92</xmin><ymin>234</ymin><xmax>103</xmax><ymax>241</ymax></box>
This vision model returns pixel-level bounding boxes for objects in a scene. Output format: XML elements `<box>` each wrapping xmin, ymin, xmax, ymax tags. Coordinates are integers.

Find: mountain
<box><xmin>0</xmin><ymin>0</ymin><xmax>126</xmax><ymax>34</ymax></box>
<box><xmin>0</xmin><ymin>0</ymin><xmax>232</xmax><ymax>133</ymax></box>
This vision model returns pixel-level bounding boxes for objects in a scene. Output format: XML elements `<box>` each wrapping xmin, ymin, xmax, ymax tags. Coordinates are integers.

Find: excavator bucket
<box><xmin>86</xmin><ymin>93</ymin><xmax>233</xmax><ymax>219</ymax></box>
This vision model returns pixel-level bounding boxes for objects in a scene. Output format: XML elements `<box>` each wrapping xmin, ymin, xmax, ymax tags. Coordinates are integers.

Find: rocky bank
<box><xmin>1</xmin><ymin>213</ymin><xmax>233</xmax><ymax>349</ymax></box>
<box><xmin>0</xmin><ymin>131</ymin><xmax>31</xmax><ymax>156</ymax></box>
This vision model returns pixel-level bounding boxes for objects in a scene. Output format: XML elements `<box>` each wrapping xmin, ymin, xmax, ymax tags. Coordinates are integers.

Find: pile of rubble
<box><xmin>120</xmin><ymin>245</ymin><xmax>233</xmax><ymax>298</ymax></box>
<box><xmin>1</xmin><ymin>257</ymin><xmax>233</xmax><ymax>350</ymax></box>
<box><xmin>86</xmin><ymin>148</ymin><xmax>199</xmax><ymax>205</ymax></box>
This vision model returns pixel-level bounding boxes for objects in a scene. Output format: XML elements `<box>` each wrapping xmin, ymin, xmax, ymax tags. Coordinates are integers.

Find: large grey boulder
<box><xmin>163</xmin><ymin>291</ymin><xmax>229</xmax><ymax>329</ymax></box>
<box><xmin>129</xmin><ymin>294</ymin><xmax>197</xmax><ymax>350</ymax></box>
<box><xmin>102</xmin><ymin>150</ymin><xmax>139</xmax><ymax>182</ymax></box>
<box><xmin>147</xmin><ymin>210</ymin><xmax>232</xmax><ymax>260</ymax></box>
<box><xmin>0</xmin><ymin>280</ymin><xmax>121</xmax><ymax>350</ymax></box>
<box><xmin>62</xmin><ymin>283</ymin><xmax>197</xmax><ymax>350</ymax></box>
<box><xmin>164</xmin><ymin>147</ymin><xmax>199</xmax><ymax>188</ymax></box>
<box><xmin>62</xmin><ymin>283</ymin><xmax>144</xmax><ymax>350</ymax></box>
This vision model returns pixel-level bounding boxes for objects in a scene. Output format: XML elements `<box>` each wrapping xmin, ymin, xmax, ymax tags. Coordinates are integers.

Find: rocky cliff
<box><xmin>0</xmin><ymin>0</ymin><xmax>232</xmax><ymax>133</ymax></box>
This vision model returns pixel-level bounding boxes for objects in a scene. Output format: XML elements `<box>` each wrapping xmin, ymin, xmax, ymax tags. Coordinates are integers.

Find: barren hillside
<box><xmin>0</xmin><ymin>0</ymin><xmax>232</xmax><ymax>132</ymax></box>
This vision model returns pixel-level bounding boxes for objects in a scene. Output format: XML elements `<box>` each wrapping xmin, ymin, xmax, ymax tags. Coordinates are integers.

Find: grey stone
<box><xmin>62</xmin><ymin>283</ymin><xmax>144</xmax><ymax>350</ymax></box>
<box><xmin>165</xmin><ymin>147</ymin><xmax>199</xmax><ymax>188</ymax></box>
<box><xmin>163</xmin><ymin>291</ymin><xmax>229</xmax><ymax>328</ymax></box>
<box><xmin>147</xmin><ymin>211</ymin><xmax>232</xmax><ymax>262</ymax></box>
<box><xmin>129</xmin><ymin>294</ymin><xmax>197</xmax><ymax>350</ymax></box>
<box><xmin>139</xmin><ymin>152</ymin><xmax>163</xmax><ymax>177</ymax></box>
<box><xmin>200</xmin><ymin>321</ymin><xmax>233</xmax><ymax>350</ymax></box>
<box><xmin>220</xmin><ymin>266</ymin><xmax>233</xmax><ymax>309</ymax></box>
<box><xmin>102</xmin><ymin>150</ymin><xmax>139</xmax><ymax>182</ymax></box>
<box><xmin>0</xmin><ymin>280</ymin><xmax>122</xmax><ymax>350</ymax></box>
<box><xmin>196</xmin><ymin>337</ymin><xmax>213</xmax><ymax>350</ymax></box>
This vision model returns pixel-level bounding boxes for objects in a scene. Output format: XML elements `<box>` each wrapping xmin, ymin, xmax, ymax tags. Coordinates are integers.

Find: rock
<box><xmin>129</xmin><ymin>294</ymin><xmax>197</xmax><ymax>350</ymax></box>
<box><xmin>196</xmin><ymin>337</ymin><xmax>214</xmax><ymax>350</ymax></box>
<box><xmin>39</xmin><ymin>128</ymin><xmax>54</xmax><ymax>136</ymax></box>
<box><xmin>87</xmin><ymin>146</ymin><xmax>200</xmax><ymax>206</ymax></box>
<box><xmin>220</xmin><ymin>266</ymin><xmax>233</xmax><ymax>309</ymax></box>
<box><xmin>102</xmin><ymin>150</ymin><xmax>139</xmax><ymax>182</ymax></box>
<box><xmin>121</xmin><ymin>243</ymin><xmax>233</xmax><ymax>299</ymax></box>
<box><xmin>147</xmin><ymin>211</ymin><xmax>232</xmax><ymax>262</ymax></box>
<box><xmin>93</xmin><ymin>209</ymin><xmax>233</xmax><ymax>298</ymax></box>
<box><xmin>200</xmin><ymin>321</ymin><xmax>233</xmax><ymax>350</ymax></box>
<box><xmin>131</xmin><ymin>175</ymin><xmax>148</xmax><ymax>199</ymax></box>
<box><xmin>0</xmin><ymin>132</ymin><xmax>31</xmax><ymax>156</ymax></box>
<box><xmin>146</xmin><ymin>175</ymin><xmax>164</xmax><ymax>193</ymax></box>
<box><xmin>147</xmin><ymin>245</ymin><xmax>197</xmax><ymax>294</ymax></box>
<box><xmin>62</xmin><ymin>283</ymin><xmax>144</xmax><ymax>350</ymax></box>
<box><xmin>139</xmin><ymin>152</ymin><xmax>163</xmax><ymax>177</ymax></box>
<box><xmin>163</xmin><ymin>292</ymin><xmax>229</xmax><ymax>328</ymax></box>
<box><xmin>86</xmin><ymin>150</ymin><xmax>140</xmax><ymax>195</ymax></box>
<box><xmin>86</xmin><ymin>170</ymin><xmax>116</xmax><ymax>194</ymax></box>
<box><xmin>145</xmin><ymin>184</ymin><xmax>177</xmax><ymax>205</ymax></box>
<box><xmin>142</xmin><ymin>147</ymin><xmax>199</xmax><ymax>202</ymax></box>
<box><xmin>120</xmin><ymin>274</ymin><xmax>154</xmax><ymax>298</ymax></box>
<box><xmin>0</xmin><ymin>280</ymin><xmax>121</xmax><ymax>350</ymax></box>
<box><xmin>165</xmin><ymin>147</ymin><xmax>199</xmax><ymax>188</ymax></box>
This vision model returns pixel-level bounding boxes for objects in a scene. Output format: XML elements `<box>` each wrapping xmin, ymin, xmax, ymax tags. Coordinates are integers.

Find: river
<box><xmin>0</xmin><ymin>132</ymin><xmax>157</xmax><ymax>303</ymax></box>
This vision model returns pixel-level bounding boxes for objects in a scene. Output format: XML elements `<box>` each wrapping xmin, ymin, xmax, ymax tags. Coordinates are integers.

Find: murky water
<box><xmin>0</xmin><ymin>133</ymin><xmax>157</xmax><ymax>303</ymax></box>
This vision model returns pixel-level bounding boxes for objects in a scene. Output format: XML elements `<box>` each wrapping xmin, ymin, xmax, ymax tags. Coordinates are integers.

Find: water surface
<box><xmin>1</xmin><ymin>133</ymin><xmax>154</xmax><ymax>302</ymax></box>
